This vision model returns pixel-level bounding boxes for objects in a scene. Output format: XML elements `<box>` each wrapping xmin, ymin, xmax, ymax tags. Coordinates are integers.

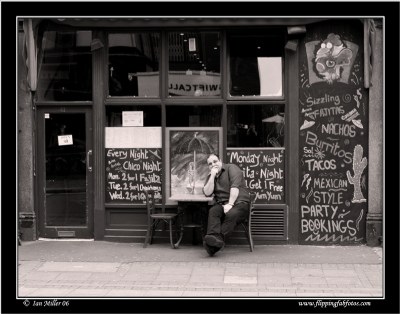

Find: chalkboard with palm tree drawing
<box><xmin>167</xmin><ymin>127</ymin><xmax>222</xmax><ymax>197</ymax></box>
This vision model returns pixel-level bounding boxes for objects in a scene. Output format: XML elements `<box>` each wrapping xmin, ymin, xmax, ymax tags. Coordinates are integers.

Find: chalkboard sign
<box><xmin>298</xmin><ymin>21</ymin><xmax>368</xmax><ymax>244</ymax></box>
<box><xmin>105</xmin><ymin>148</ymin><xmax>162</xmax><ymax>204</ymax></box>
<box><xmin>227</xmin><ymin>148</ymin><xmax>285</xmax><ymax>204</ymax></box>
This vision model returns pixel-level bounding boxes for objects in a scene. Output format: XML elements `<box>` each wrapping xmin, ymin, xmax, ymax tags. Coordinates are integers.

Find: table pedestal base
<box><xmin>174</xmin><ymin>201</ymin><xmax>209</xmax><ymax>248</ymax></box>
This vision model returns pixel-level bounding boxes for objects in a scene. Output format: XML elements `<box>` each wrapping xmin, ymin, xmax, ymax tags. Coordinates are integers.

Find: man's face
<box><xmin>207</xmin><ymin>155</ymin><xmax>222</xmax><ymax>173</ymax></box>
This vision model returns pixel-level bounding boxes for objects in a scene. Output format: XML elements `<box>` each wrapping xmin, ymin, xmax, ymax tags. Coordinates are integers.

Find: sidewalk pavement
<box><xmin>18</xmin><ymin>240</ymin><xmax>383</xmax><ymax>298</ymax></box>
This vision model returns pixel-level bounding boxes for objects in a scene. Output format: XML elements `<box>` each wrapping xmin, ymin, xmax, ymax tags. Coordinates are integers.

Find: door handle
<box><xmin>87</xmin><ymin>150</ymin><xmax>93</xmax><ymax>172</ymax></box>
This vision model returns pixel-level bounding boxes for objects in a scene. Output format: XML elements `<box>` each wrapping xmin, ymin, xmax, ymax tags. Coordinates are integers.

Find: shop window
<box><xmin>227</xmin><ymin>104</ymin><xmax>284</xmax><ymax>147</ymax></box>
<box><xmin>108</xmin><ymin>32</ymin><xmax>160</xmax><ymax>97</ymax></box>
<box><xmin>166</xmin><ymin>105</ymin><xmax>222</xmax><ymax>127</ymax></box>
<box><xmin>37</xmin><ymin>30</ymin><xmax>92</xmax><ymax>101</ymax></box>
<box><xmin>168</xmin><ymin>32</ymin><xmax>221</xmax><ymax>97</ymax></box>
<box><xmin>106</xmin><ymin>105</ymin><xmax>161</xmax><ymax>127</ymax></box>
<box><xmin>229</xmin><ymin>32</ymin><xmax>284</xmax><ymax>97</ymax></box>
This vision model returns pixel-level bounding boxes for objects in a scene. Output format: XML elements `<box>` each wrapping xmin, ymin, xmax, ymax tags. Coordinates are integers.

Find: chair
<box><xmin>238</xmin><ymin>192</ymin><xmax>256</xmax><ymax>252</ymax></box>
<box><xmin>143</xmin><ymin>190</ymin><xmax>180</xmax><ymax>249</ymax></box>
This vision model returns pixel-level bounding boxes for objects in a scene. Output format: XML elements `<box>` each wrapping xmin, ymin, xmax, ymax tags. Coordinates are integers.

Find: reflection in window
<box><xmin>108</xmin><ymin>33</ymin><xmax>160</xmax><ymax>97</ymax></box>
<box><xmin>106</xmin><ymin>105</ymin><xmax>161</xmax><ymax>127</ymax></box>
<box><xmin>37</xmin><ymin>30</ymin><xmax>92</xmax><ymax>101</ymax></box>
<box><xmin>227</xmin><ymin>105</ymin><xmax>285</xmax><ymax>147</ymax></box>
<box><xmin>168</xmin><ymin>32</ymin><xmax>221</xmax><ymax>97</ymax></box>
<box><xmin>229</xmin><ymin>33</ymin><xmax>284</xmax><ymax>97</ymax></box>
<box><xmin>166</xmin><ymin>106</ymin><xmax>222</xmax><ymax>127</ymax></box>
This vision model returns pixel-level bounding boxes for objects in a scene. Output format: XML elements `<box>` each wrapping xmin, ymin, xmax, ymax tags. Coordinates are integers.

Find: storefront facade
<box><xmin>18</xmin><ymin>17</ymin><xmax>383</xmax><ymax>246</ymax></box>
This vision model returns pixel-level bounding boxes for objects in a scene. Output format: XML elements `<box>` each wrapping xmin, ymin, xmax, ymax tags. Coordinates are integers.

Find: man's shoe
<box><xmin>203</xmin><ymin>241</ymin><xmax>218</xmax><ymax>257</ymax></box>
<box><xmin>204</xmin><ymin>234</ymin><xmax>224</xmax><ymax>248</ymax></box>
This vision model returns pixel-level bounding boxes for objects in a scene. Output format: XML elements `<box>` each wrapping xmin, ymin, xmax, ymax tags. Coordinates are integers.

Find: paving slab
<box><xmin>188</xmin><ymin>275</ymin><xmax>224</xmax><ymax>283</ymax></box>
<box><xmin>224</xmin><ymin>275</ymin><xmax>257</xmax><ymax>284</ymax></box>
<box><xmin>290</xmin><ymin>268</ymin><xmax>324</xmax><ymax>277</ymax></box>
<box><xmin>257</xmin><ymin>275</ymin><xmax>292</xmax><ymax>284</ymax></box>
<box><xmin>67</xmin><ymin>288</ymin><xmax>113</xmax><ymax>296</ymax></box>
<box><xmin>25</xmin><ymin>288</ymin><xmax>75</xmax><ymax>297</ymax></box>
<box><xmin>22</xmin><ymin>272</ymin><xmax>61</xmax><ymax>281</ymax></box>
<box><xmin>107</xmin><ymin>289</ymin><xmax>148</xmax><ymax>296</ymax></box>
<box><xmin>38</xmin><ymin>262</ymin><xmax>119</xmax><ymax>272</ymax></box>
<box><xmin>323</xmin><ymin>269</ymin><xmax>359</xmax><ymax>277</ymax></box>
<box><xmin>182</xmin><ymin>290</ymin><xmax>221</xmax><ymax>296</ymax></box>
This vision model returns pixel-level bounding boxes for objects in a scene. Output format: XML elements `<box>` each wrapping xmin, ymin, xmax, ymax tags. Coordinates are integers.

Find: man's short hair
<box><xmin>208</xmin><ymin>153</ymin><xmax>220</xmax><ymax>160</ymax></box>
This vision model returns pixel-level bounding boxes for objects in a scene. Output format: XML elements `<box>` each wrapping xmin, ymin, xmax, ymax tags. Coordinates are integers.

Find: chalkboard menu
<box><xmin>298</xmin><ymin>21</ymin><xmax>368</xmax><ymax>244</ymax></box>
<box><xmin>105</xmin><ymin>148</ymin><xmax>162</xmax><ymax>204</ymax></box>
<box><xmin>227</xmin><ymin>148</ymin><xmax>285</xmax><ymax>204</ymax></box>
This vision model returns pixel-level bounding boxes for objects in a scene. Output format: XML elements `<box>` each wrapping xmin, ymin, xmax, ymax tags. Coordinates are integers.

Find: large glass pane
<box><xmin>37</xmin><ymin>30</ymin><xmax>92</xmax><ymax>101</ymax></box>
<box><xmin>227</xmin><ymin>104</ymin><xmax>285</xmax><ymax>147</ymax></box>
<box><xmin>45</xmin><ymin>113</ymin><xmax>87</xmax><ymax>226</ymax></box>
<box><xmin>229</xmin><ymin>33</ymin><xmax>284</xmax><ymax>97</ymax></box>
<box><xmin>168</xmin><ymin>32</ymin><xmax>221</xmax><ymax>97</ymax></box>
<box><xmin>166</xmin><ymin>105</ymin><xmax>222</xmax><ymax>127</ymax></box>
<box><xmin>108</xmin><ymin>32</ymin><xmax>160</xmax><ymax>97</ymax></box>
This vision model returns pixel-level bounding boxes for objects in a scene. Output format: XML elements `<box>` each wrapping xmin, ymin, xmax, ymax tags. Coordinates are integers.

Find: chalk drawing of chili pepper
<box><xmin>341</xmin><ymin>108</ymin><xmax>360</xmax><ymax>121</ymax></box>
<box><xmin>338</xmin><ymin>210</ymin><xmax>351</xmax><ymax>219</ymax></box>
<box><xmin>353</xmin><ymin>94</ymin><xmax>361</xmax><ymax>108</ymax></box>
<box><xmin>306</xmin><ymin>177</ymin><xmax>311</xmax><ymax>190</ymax></box>
<box><xmin>352</xmin><ymin>119</ymin><xmax>363</xmax><ymax>129</ymax></box>
<box><xmin>301</xmin><ymin>173</ymin><xmax>310</xmax><ymax>187</ymax></box>
<box><xmin>306</xmin><ymin>188</ymin><xmax>313</xmax><ymax>204</ymax></box>
<box><xmin>356</xmin><ymin>209</ymin><xmax>364</xmax><ymax>231</ymax></box>
<box><xmin>356</xmin><ymin>88</ymin><xmax>362</xmax><ymax>100</ymax></box>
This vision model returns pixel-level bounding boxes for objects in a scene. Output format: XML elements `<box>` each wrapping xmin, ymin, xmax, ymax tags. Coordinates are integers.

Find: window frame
<box><xmin>36</xmin><ymin>27</ymin><xmax>94</xmax><ymax>103</ymax></box>
<box><xmin>166</xmin><ymin>29</ymin><xmax>223</xmax><ymax>100</ymax></box>
<box><xmin>226</xmin><ymin>29</ymin><xmax>286</xmax><ymax>101</ymax></box>
<box><xmin>106</xmin><ymin>30</ymin><xmax>162</xmax><ymax>99</ymax></box>
<box><xmin>225</xmin><ymin>103</ymin><xmax>286</xmax><ymax>149</ymax></box>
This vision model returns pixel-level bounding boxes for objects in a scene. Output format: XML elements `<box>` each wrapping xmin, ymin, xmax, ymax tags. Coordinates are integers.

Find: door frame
<box><xmin>36</xmin><ymin>106</ymin><xmax>93</xmax><ymax>238</ymax></box>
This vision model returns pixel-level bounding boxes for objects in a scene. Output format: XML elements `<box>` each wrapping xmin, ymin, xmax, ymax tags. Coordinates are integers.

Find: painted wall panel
<box><xmin>298</xmin><ymin>21</ymin><xmax>368</xmax><ymax>244</ymax></box>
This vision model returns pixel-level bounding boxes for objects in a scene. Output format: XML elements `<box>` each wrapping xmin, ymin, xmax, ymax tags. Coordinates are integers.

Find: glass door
<box><xmin>37</xmin><ymin>107</ymin><xmax>93</xmax><ymax>238</ymax></box>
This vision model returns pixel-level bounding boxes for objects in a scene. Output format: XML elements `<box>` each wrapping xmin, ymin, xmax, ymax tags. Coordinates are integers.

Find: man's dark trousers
<box><xmin>206</xmin><ymin>202</ymin><xmax>249</xmax><ymax>238</ymax></box>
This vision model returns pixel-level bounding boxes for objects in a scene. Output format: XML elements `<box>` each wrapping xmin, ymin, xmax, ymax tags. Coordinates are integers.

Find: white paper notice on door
<box><xmin>58</xmin><ymin>135</ymin><xmax>73</xmax><ymax>146</ymax></box>
<box><xmin>122</xmin><ymin>111</ymin><xmax>143</xmax><ymax>126</ymax></box>
<box><xmin>188</xmin><ymin>38</ymin><xmax>196</xmax><ymax>51</ymax></box>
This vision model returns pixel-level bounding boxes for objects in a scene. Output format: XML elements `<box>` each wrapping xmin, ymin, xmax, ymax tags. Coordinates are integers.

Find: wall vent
<box><xmin>252</xmin><ymin>207</ymin><xmax>286</xmax><ymax>240</ymax></box>
<box><xmin>57</xmin><ymin>231</ymin><xmax>76</xmax><ymax>237</ymax></box>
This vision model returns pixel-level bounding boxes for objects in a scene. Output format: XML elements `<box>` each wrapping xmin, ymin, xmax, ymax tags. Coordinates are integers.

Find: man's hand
<box><xmin>222</xmin><ymin>204</ymin><xmax>233</xmax><ymax>214</ymax></box>
<box><xmin>210</xmin><ymin>166</ymin><xmax>219</xmax><ymax>176</ymax></box>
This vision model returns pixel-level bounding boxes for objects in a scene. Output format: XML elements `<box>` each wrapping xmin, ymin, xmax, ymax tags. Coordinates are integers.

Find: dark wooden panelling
<box><xmin>106</xmin><ymin>209</ymin><xmax>146</xmax><ymax>227</ymax></box>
